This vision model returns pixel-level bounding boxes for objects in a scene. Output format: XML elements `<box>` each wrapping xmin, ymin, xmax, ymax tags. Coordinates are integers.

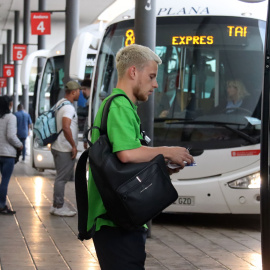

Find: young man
<box><xmin>88</xmin><ymin>44</ymin><xmax>194</xmax><ymax>270</ymax></box>
<box><xmin>50</xmin><ymin>81</ymin><xmax>81</xmax><ymax>217</ymax></box>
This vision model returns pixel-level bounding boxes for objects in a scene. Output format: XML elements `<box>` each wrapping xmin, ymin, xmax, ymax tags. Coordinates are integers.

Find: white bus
<box><xmin>21</xmin><ymin>24</ymin><xmax>104</xmax><ymax>171</ymax></box>
<box><xmin>85</xmin><ymin>0</ymin><xmax>267</xmax><ymax>214</ymax></box>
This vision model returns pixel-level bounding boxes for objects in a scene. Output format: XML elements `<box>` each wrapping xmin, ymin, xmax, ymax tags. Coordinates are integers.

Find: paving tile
<box><xmin>36</xmin><ymin>266</ymin><xmax>69</xmax><ymax>270</ymax></box>
<box><xmin>0</xmin><ymin>266</ymin><xmax>36</xmax><ymax>270</ymax></box>
<box><xmin>0</xmin><ymin>162</ymin><xmax>263</xmax><ymax>270</ymax></box>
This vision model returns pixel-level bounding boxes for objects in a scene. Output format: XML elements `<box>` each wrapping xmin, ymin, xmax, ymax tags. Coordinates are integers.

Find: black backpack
<box><xmin>75</xmin><ymin>94</ymin><xmax>178</xmax><ymax>241</ymax></box>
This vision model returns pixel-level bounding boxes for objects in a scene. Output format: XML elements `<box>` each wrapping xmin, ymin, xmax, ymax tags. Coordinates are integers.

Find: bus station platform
<box><xmin>0</xmin><ymin>157</ymin><xmax>262</xmax><ymax>270</ymax></box>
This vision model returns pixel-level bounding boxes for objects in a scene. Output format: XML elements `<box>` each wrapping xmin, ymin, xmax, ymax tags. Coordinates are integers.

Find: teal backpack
<box><xmin>33</xmin><ymin>100</ymin><xmax>71</xmax><ymax>146</ymax></box>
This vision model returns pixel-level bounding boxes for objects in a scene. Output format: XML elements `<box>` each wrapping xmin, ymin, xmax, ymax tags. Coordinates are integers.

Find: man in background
<box><xmin>15</xmin><ymin>103</ymin><xmax>32</xmax><ymax>162</ymax></box>
<box><xmin>50</xmin><ymin>81</ymin><xmax>81</xmax><ymax>217</ymax></box>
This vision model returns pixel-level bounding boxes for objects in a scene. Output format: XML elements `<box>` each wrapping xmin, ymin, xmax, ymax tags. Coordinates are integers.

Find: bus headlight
<box><xmin>37</xmin><ymin>154</ymin><xmax>43</xmax><ymax>161</ymax></box>
<box><xmin>228</xmin><ymin>173</ymin><xmax>260</xmax><ymax>189</ymax></box>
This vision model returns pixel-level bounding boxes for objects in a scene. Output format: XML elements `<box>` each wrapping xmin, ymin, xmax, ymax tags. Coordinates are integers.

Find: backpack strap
<box><xmin>100</xmin><ymin>94</ymin><xmax>134</xmax><ymax>135</ymax></box>
<box><xmin>100</xmin><ymin>94</ymin><xmax>150</xmax><ymax>144</ymax></box>
<box><xmin>85</xmin><ymin>94</ymin><xmax>149</xmax><ymax>148</ymax></box>
<box><xmin>54</xmin><ymin>99</ymin><xmax>73</xmax><ymax>135</ymax></box>
<box><xmin>75</xmin><ymin>149</ymin><xmax>89</xmax><ymax>239</ymax></box>
<box><xmin>75</xmin><ymin>148</ymin><xmax>109</xmax><ymax>241</ymax></box>
<box><xmin>85</xmin><ymin>94</ymin><xmax>134</xmax><ymax>146</ymax></box>
<box><xmin>55</xmin><ymin>99</ymin><xmax>71</xmax><ymax>111</ymax></box>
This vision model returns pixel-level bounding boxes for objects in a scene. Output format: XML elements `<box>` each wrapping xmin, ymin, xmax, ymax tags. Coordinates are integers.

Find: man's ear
<box><xmin>128</xmin><ymin>65</ymin><xmax>136</xmax><ymax>80</ymax></box>
<box><xmin>72</xmin><ymin>89</ymin><xmax>77</xmax><ymax>97</ymax></box>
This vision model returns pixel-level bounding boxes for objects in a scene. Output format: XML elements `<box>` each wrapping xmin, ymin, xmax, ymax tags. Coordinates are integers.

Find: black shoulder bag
<box><xmin>75</xmin><ymin>94</ymin><xmax>178</xmax><ymax>241</ymax></box>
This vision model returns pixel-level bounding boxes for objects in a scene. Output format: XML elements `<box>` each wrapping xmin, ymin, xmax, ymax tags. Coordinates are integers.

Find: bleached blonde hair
<box><xmin>116</xmin><ymin>44</ymin><xmax>162</xmax><ymax>78</ymax></box>
<box><xmin>227</xmin><ymin>79</ymin><xmax>249</xmax><ymax>100</ymax></box>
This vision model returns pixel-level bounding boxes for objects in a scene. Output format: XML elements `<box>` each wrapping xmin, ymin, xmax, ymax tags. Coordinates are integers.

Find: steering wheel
<box><xmin>223</xmin><ymin>107</ymin><xmax>252</xmax><ymax>115</ymax></box>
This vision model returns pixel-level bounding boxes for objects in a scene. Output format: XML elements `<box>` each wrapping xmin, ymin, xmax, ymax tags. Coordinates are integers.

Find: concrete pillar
<box><xmin>13</xmin><ymin>10</ymin><xmax>20</xmax><ymax>111</ymax></box>
<box><xmin>0</xmin><ymin>55</ymin><xmax>2</xmax><ymax>95</ymax></box>
<box><xmin>135</xmin><ymin>0</ymin><xmax>156</xmax><ymax>145</ymax></box>
<box><xmin>38</xmin><ymin>0</ymin><xmax>46</xmax><ymax>73</ymax></box>
<box><xmin>134</xmin><ymin>0</ymin><xmax>157</xmax><ymax>238</ymax></box>
<box><xmin>23</xmin><ymin>0</ymin><xmax>30</xmax><ymax>112</ymax></box>
<box><xmin>64</xmin><ymin>0</ymin><xmax>79</xmax><ymax>85</ymax></box>
<box><xmin>0</xmin><ymin>55</ymin><xmax>2</xmax><ymax>77</ymax></box>
<box><xmin>6</xmin><ymin>29</ymin><xmax>13</xmax><ymax>96</ymax></box>
<box><xmin>2</xmin><ymin>45</ymin><xmax>7</xmax><ymax>95</ymax></box>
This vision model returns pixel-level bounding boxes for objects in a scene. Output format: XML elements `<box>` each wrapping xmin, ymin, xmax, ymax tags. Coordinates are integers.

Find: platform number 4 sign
<box><xmin>31</xmin><ymin>12</ymin><xmax>51</xmax><ymax>35</ymax></box>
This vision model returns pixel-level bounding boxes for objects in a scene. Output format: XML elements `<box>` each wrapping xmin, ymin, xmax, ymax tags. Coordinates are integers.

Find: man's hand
<box><xmin>83</xmin><ymin>142</ymin><xmax>88</xmax><ymax>150</ymax></box>
<box><xmin>71</xmin><ymin>146</ymin><xmax>78</xmax><ymax>159</ymax></box>
<box><xmin>167</xmin><ymin>147</ymin><xmax>194</xmax><ymax>168</ymax></box>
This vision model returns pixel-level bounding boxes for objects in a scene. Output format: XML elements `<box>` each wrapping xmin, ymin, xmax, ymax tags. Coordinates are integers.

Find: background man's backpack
<box><xmin>33</xmin><ymin>100</ymin><xmax>71</xmax><ymax>146</ymax></box>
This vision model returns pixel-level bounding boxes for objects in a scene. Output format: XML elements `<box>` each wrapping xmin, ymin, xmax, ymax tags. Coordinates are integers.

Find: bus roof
<box><xmin>110</xmin><ymin>0</ymin><xmax>267</xmax><ymax>25</ymax></box>
<box><xmin>40</xmin><ymin>22</ymin><xmax>107</xmax><ymax>58</ymax></box>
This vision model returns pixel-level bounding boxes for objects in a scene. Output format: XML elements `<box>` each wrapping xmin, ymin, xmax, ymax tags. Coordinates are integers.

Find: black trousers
<box><xmin>93</xmin><ymin>226</ymin><xmax>147</xmax><ymax>270</ymax></box>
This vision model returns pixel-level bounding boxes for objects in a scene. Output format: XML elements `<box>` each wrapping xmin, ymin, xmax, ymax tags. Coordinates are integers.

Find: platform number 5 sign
<box><xmin>13</xmin><ymin>44</ymin><xmax>27</xmax><ymax>61</ymax></box>
<box><xmin>31</xmin><ymin>12</ymin><xmax>51</xmax><ymax>35</ymax></box>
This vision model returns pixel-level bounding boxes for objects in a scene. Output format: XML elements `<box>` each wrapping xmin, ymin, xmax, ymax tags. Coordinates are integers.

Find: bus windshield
<box><xmin>93</xmin><ymin>16</ymin><xmax>265</xmax><ymax>150</ymax></box>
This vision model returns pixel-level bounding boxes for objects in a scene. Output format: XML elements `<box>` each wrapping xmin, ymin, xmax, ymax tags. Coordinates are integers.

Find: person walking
<box><xmin>81</xmin><ymin>78</ymin><xmax>91</xmax><ymax>149</ymax></box>
<box><xmin>15</xmin><ymin>103</ymin><xmax>32</xmax><ymax>162</ymax></box>
<box><xmin>50</xmin><ymin>81</ymin><xmax>81</xmax><ymax>217</ymax></box>
<box><xmin>88</xmin><ymin>44</ymin><xmax>194</xmax><ymax>270</ymax></box>
<box><xmin>0</xmin><ymin>96</ymin><xmax>23</xmax><ymax>215</ymax></box>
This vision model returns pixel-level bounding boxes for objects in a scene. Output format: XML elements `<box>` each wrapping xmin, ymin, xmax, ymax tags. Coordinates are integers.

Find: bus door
<box><xmin>38</xmin><ymin>56</ymin><xmax>65</xmax><ymax>116</ymax></box>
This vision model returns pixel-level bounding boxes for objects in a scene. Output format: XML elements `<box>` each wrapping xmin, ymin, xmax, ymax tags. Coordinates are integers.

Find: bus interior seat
<box><xmin>199</xmin><ymin>98</ymin><xmax>214</xmax><ymax>113</ymax></box>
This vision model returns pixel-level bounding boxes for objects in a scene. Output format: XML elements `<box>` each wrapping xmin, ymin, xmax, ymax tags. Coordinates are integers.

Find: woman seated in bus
<box><xmin>213</xmin><ymin>79</ymin><xmax>251</xmax><ymax>114</ymax></box>
<box><xmin>225</xmin><ymin>79</ymin><xmax>250</xmax><ymax>110</ymax></box>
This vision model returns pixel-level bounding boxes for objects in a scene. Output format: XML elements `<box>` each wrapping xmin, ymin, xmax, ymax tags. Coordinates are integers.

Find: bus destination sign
<box><xmin>171</xmin><ymin>25</ymin><xmax>248</xmax><ymax>46</ymax></box>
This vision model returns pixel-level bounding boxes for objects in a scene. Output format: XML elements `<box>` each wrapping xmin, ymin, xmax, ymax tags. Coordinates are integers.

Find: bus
<box><xmin>85</xmin><ymin>0</ymin><xmax>267</xmax><ymax>214</ymax></box>
<box><xmin>21</xmin><ymin>24</ymin><xmax>104</xmax><ymax>171</ymax></box>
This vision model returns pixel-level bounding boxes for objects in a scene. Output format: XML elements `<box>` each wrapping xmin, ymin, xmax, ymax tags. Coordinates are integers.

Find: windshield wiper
<box><xmin>156</xmin><ymin>118</ymin><xmax>260</xmax><ymax>144</ymax></box>
<box><xmin>224</xmin><ymin>125</ymin><xmax>260</xmax><ymax>144</ymax></box>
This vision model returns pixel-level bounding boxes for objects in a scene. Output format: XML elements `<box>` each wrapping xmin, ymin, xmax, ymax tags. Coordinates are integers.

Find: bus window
<box><xmin>39</xmin><ymin>56</ymin><xmax>65</xmax><ymax>115</ymax></box>
<box><xmin>39</xmin><ymin>60</ymin><xmax>53</xmax><ymax>114</ymax></box>
<box><xmin>85</xmin><ymin>54</ymin><xmax>96</xmax><ymax>79</ymax></box>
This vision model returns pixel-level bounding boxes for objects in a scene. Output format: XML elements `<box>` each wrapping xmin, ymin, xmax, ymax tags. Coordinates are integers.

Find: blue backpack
<box><xmin>33</xmin><ymin>100</ymin><xmax>71</xmax><ymax>146</ymax></box>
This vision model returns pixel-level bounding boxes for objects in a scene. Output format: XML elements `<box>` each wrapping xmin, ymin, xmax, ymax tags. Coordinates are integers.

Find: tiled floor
<box><xmin>0</xmin><ymin>158</ymin><xmax>262</xmax><ymax>270</ymax></box>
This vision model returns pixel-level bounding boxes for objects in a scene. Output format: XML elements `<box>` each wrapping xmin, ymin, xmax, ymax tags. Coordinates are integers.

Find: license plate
<box><xmin>174</xmin><ymin>196</ymin><xmax>195</xmax><ymax>206</ymax></box>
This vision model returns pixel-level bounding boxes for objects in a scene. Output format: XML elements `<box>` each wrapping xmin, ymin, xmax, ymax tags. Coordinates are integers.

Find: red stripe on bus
<box><xmin>231</xmin><ymin>150</ymin><xmax>260</xmax><ymax>156</ymax></box>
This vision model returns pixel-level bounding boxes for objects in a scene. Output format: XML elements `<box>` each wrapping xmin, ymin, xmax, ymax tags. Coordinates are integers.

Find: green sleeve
<box><xmin>107</xmin><ymin>106</ymin><xmax>142</xmax><ymax>153</ymax></box>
